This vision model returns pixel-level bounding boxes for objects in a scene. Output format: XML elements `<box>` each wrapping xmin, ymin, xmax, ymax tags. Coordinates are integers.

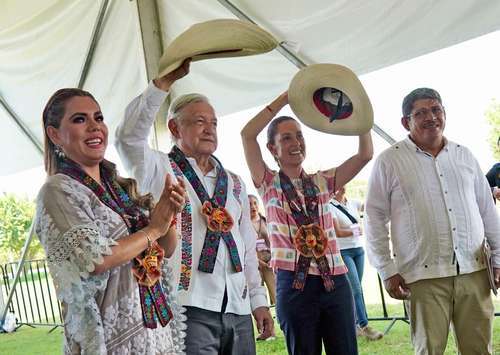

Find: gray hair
<box><xmin>402</xmin><ymin>88</ymin><xmax>442</xmax><ymax>117</ymax></box>
<box><xmin>167</xmin><ymin>93</ymin><xmax>210</xmax><ymax>143</ymax></box>
<box><xmin>168</xmin><ymin>93</ymin><xmax>210</xmax><ymax>122</ymax></box>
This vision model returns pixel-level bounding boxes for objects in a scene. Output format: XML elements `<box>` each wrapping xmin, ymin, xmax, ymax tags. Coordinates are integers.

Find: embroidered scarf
<box><xmin>169</xmin><ymin>159</ymin><xmax>193</xmax><ymax>291</ymax></box>
<box><xmin>279</xmin><ymin>170</ymin><xmax>333</xmax><ymax>292</ymax></box>
<box><xmin>168</xmin><ymin>146</ymin><xmax>242</xmax><ymax>273</ymax></box>
<box><xmin>57</xmin><ymin>158</ymin><xmax>172</xmax><ymax>328</ymax></box>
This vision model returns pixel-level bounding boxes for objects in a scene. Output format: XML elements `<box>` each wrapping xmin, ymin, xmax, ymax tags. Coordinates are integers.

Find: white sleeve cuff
<box><xmin>378</xmin><ymin>262</ymin><xmax>398</xmax><ymax>281</ymax></box>
<box><xmin>250</xmin><ymin>292</ymin><xmax>269</xmax><ymax>311</ymax></box>
<box><xmin>145</xmin><ymin>81</ymin><xmax>169</xmax><ymax>107</ymax></box>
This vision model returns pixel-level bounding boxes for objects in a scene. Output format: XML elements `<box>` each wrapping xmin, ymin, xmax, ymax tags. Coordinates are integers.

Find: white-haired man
<box><xmin>115</xmin><ymin>61</ymin><xmax>273</xmax><ymax>355</ymax></box>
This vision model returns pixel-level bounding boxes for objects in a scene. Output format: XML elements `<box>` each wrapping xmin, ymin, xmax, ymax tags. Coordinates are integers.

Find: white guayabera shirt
<box><xmin>364</xmin><ymin>137</ymin><xmax>500</xmax><ymax>283</ymax></box>
<box><xmin>115</xmin><ymin>82</ymin><xmax>268</xmax><ymax>315</ymax></box>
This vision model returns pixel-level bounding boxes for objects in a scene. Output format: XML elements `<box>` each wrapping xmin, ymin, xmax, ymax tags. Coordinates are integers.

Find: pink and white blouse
<box><xmin>257</xmin><ymin>166</ymin><xmax>347</xmax><ymax>276</ymax></box>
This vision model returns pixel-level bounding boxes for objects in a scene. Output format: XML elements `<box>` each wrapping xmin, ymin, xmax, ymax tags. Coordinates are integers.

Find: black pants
<box><xmin>276</xmin><ymin>270</ymin><xmax>358</xmax><ymax>355</ymax></box>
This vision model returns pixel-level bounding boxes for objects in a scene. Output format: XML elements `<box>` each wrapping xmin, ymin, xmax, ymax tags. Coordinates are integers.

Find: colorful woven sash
<box><xmin>168</xmin><ymin>146</ymin><xmax>242</xmax><ymax>273</ymax></box>
<box><xmin>279</xmin><ymin>171</ymin><xmax>333</xmax><ymax>292</ymax></box>
<box><xmin>169</xmin><ymin>159</ymin><xmax>193</xmax><ymax>291</ymax></box>
<box><xmin>58</xmin><ymin>158</ymin><xmax>173</xmax><ymax>328</ymax></box>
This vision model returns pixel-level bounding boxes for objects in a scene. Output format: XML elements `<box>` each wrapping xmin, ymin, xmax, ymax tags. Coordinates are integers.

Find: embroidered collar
<box><xmin>168</xmin><ymin>145</ymin><xmax>242</xmax><ymax>273</ymax></box>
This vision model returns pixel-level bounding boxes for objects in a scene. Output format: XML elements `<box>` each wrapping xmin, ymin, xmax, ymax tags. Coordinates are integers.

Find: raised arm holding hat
<box><xmin>240</xmin><ymin>81</ymin><xmax>373</xmax><ymax>354</ymax></box>
<box><xmin>115</xmin><ymin>60</ymin><xmax>273</xmax><ymax>355</ymax></box>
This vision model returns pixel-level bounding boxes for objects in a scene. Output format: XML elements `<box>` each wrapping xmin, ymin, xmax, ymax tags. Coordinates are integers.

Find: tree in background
<box><xmin>0</xmin><ymin>194</ymin><xmax>44</xmax><ymax>264</ymax></box>
<box><xmin>346</xmin><ymin>180</ymin><xmax>368</xmax><ymax>202</ymax></box>
<box><xmin>485</xmin><ymin>99</ymin><xmax>500</xmax><ymax>160</ymax></box>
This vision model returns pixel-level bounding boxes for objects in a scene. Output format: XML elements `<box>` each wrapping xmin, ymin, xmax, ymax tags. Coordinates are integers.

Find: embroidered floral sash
<box><xmin>168</xmin><ymin>146</ymin><xmax>242</xmax><ymax>273</ymax></box>
<box><xmin>279</xmin><ymin>171</ymin><xmax>333</xmax><ymax>292</ymax></box>
<box><xmin>58</xmin><ymin>158</ymin><xmax>173</xmax><ymax>328</ymax></box>
<box><xmin>169</xmin><ymin>159</ymin><xmax>193</xmax><ymax>291</ymax></box>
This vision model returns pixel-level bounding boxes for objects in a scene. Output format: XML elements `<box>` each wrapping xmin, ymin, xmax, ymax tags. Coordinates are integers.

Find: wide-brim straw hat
<box><xmin>288</xmin><ymin>63</ymin><xmax>374</xmax><ymax>135</ymax></box>
<box><xmin>158</xmin><ymin>19</ymin><xmax>278</xmax><ymax>78</ymax></box>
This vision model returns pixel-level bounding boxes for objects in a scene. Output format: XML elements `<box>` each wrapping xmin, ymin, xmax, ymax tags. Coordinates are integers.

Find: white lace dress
<box><xmin>35</xmin><ymin>174</ymin><xmax>186</xmax><ymax>355</ymax></box>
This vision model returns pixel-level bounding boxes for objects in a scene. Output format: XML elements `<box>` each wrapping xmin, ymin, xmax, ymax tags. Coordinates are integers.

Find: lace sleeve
<box><xmin>35</xmin><ymin>175</ymin><xmax>119</xmax><ymax>355</ymax></box>
<box><xmin>46</xmin><ymin>225</ymin><xmax>114</xmax><ymax>277</ymax></box>
<box><xmin>36</xmin><ymin>176</ymin><xmax>117</xmax><ymax>277</ymax></box>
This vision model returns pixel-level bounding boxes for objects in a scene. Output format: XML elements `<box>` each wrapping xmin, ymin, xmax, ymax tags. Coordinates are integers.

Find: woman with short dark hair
<box><xmin>241</xmin><ymin>91</ymin><xmax>373</xmax><ymax>355</ymax></box>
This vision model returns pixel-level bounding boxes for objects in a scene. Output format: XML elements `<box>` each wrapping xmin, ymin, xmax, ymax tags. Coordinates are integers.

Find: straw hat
<box><xmin>158</xmin><ymin>19</ymin><xmax>278</xmax><ymax>78</ymax></box>
<box><xmin>288</xmin><ymin>64</ymin><xmax>373</xmax><ymax>135</ymax></box>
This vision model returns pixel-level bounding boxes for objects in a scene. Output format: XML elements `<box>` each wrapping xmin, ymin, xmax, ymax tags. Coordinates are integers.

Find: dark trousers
<box><xmin>276</xmin><ymin>270</ymin><xmax>358</xmax><ymax>355</ymax></box>
<box><xmin>184</xmin><ymin>306</ymin><xmax>256</xmax><ymax>355</ymax></box>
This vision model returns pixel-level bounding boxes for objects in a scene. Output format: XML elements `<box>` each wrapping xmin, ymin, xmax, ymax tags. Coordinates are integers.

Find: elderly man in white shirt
<box><xmin>115</xmin><ymin>60</ymin><xmax>273</xmax><ymax>355</ymax></box>
<box><xmin>365</xmin><ymin>87</ymin><xmax>500</xmax><ymax>355</ymax></box>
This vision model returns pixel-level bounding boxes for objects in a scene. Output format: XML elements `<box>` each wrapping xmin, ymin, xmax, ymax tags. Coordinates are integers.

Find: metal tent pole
<box><xmin>1</xmin><ymin>0</ymin><xmax>110</xmax><ymax>329</ymax></box>
<box><xmin>78</xmin><ymin>0</ymin><xmax>110</xmax><ymax>89</ymax></box>
<box><xmin>136</xmin><ymin>0</ymin><xmax>165</xmax><ymax>150</ymax></box>
<box><xmin>0</xmin><ymin>94</ymin><xmax>43</xmax><ymax>155</ymax></box>
<box><xmin>216</xmin><ymin>0</ymin><xmax>396</xmax><ymax>145</ymax></box>
<box><xmin>0</xmin><ymin>222</ymin><xmax>36</xmax><ymax>326</ymax></box>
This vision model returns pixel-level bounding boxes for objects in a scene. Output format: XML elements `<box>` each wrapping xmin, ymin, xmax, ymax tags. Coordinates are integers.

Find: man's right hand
<box><xmin>383</xmin><ymin>273</ymin><xmax>411</xmax><ymax>300</ymax></box>
<box><xmin>153</xmin><ymin>58</ymin><xmax>191</xmax><ymax>92</ymax></box>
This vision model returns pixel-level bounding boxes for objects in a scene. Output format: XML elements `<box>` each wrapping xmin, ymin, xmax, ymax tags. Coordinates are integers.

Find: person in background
<box><xmin>485</xmin><ymin>137</ymin><xmax>500</xmax><ymax>201</ymax></box>
<box><xmin>36</xmin><ymin>88</ymin><xmax>186</xmax><ymax>354</ymax></box>
<box><xmin>248</xmin><ymin>194</ymin><xmax>276</xmax><ymax>306</ymax></box>
<box><xmin>248</xmin><ymin>194</ymin><xmax>277</xmax><ymax>341</ymax></box>
<box><xmin>365</xmin><ymin>87</ymin><xmax>500</xmax><ymax>354</ymax></box>
<box><xmin>330</xmin><ymin>186</ymin><xmax>383</xmax><ymax>341</ymax></box>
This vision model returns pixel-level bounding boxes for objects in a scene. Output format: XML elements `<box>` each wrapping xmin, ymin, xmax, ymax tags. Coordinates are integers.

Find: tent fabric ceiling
<box><xmin>1</xmin><ymin>0</ymin><xmax>500</xmax><ymax>175</ymax></box>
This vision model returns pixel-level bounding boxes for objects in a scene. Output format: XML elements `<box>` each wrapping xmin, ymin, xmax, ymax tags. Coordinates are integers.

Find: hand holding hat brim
<box><xmin>158</xmin><ymin>19</ymin><xmax>278</xmax><ymax>78</ymax></box>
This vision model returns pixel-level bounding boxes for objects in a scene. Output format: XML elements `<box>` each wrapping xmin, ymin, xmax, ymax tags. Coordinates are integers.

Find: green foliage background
<box><xmin>0</xmin><ymin>194</ymin><xmax>44</xmax><ymax>264</ymax></box>
<box><xmin>345</xmin><ymin>179</ymin><xmax>368</xmax><ymax>202</ymax></box>
<box><xmin>485</xmin><ymin>99</ymin><xmax>500</xmax><ymax>160</ymax></box>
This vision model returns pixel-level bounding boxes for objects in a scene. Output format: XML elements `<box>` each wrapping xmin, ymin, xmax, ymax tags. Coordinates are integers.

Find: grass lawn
<box><xmin>0</xmin><ymin>325</ymin><xmax>63</xmax><ymax>355</ymax></box>
<box><xmin>257</xmin><ymin>304</ymin><xmax>500</xmax><ymax>354</ymax></box>
<box><xmin>1</xmin><ymin>304</ymin><xmax>499</xmax><ymax>355</ymax></box>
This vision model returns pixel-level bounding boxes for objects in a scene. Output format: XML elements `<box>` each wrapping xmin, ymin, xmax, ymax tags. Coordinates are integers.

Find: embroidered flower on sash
<box><xmin>294</xmin><ymin>224</ymin><xmax>328</xmax><ymax>259</ymax></box>
<box><xmin>201</xmin><ymin>201</ymin><xmax>234</xmax><ymax>232</ymax></box>
<box><xmin>132</xmin><ymin>242</ymin><xmax>165</xmax><ymax>287</ymax></box>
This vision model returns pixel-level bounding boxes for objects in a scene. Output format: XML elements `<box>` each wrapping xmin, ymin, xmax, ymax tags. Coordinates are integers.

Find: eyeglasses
<box><xmin>409</xmin><ymin>106</ymin><xmax>445</xmax><ymax>120</ymax></box>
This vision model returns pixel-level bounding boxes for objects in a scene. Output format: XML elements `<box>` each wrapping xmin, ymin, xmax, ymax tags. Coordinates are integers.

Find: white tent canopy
<box><xmin>2</xmin><ymin>0</ymin><xmax>500</xmax><ymax>175</ymax></box>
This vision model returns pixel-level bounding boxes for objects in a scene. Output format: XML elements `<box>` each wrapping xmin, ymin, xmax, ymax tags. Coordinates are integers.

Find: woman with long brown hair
<box><xmin>36</xmin><ymin>88</ymin><xmax>186</xmax><ymax>354</ymax></box>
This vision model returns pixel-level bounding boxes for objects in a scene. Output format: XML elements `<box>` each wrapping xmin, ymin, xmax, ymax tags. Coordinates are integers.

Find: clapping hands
<box><xmin>149</xmin><ymin>174</ymin><xmax>186</xmax><ymax>238</ymax></box>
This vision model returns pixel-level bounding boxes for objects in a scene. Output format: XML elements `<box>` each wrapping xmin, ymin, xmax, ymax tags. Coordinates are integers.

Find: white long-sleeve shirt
<box><xmin>365</xmin><ymin>137</ymin><xmax>500</xmax><ymax>283</ymax></box>
<box><xmin>330</xmin><ymin>199</ymin><xmax>364</xmax><ymax>250</ymax></box>
<box><xmin>115</xmin><ymin>82</ymin><xmax>268</xmax><ymax>314</ymax></box>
